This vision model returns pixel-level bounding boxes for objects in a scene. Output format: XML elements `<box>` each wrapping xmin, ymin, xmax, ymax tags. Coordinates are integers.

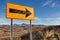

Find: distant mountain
<box><xmin>13</xmin><ymin>24</ymin><xmax>20</xmax><ymax>27</ymax></box>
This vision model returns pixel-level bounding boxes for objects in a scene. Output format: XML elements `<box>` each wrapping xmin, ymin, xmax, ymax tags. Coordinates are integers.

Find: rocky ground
<box><xmin>0</xmin><ymin>25</ymin><xmax>60</xmax><ymax>40</ymax></box>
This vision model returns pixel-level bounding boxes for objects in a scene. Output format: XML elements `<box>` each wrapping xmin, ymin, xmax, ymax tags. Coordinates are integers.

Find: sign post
<box><xmin>10</xmin><ymin>19</ymin><xmax>13</xmax><ymax>40</ymax></box>
<box><xmin>30</xmin><ymin>20</ymin><xmax>32</xmax><ymax>40</ymax></box>
<box><xmin>6</xmin><ymin>2</ymin><xmax>34</xmax><ymax>40</ymax></box>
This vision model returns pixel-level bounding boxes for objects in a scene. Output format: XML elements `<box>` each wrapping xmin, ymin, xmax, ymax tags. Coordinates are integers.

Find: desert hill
<box><xmin>0</xmin><ymin>25</ymin><xmax>60</xmax><ymax>40</ymax></box>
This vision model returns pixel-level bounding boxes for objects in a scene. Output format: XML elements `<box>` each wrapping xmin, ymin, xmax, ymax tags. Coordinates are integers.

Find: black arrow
<box><xmin>9</xmin><ymin>8</ymin><xmax>31</xmax><ymax>17</ymax></box>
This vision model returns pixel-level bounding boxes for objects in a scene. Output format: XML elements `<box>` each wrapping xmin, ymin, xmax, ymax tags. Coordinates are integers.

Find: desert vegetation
<box><xmin>0</xmin><ymin>25</ymin><xmax>60</xmax><ymax>40</ymax></box>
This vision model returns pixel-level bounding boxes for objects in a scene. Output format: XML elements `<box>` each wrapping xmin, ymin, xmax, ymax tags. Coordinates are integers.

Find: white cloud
<box><xmin>42</xmin><ymin>0</ymin><xmax>52</xmax><ymax>7</ymax></box>
<box><xmin>32</xmin><ymin>17</ymin><xmax>60</xmax><ymax>25</ymax></box>
<box><xmin>0</xmin><ymin>17</ymin><xmax>60</xmax><ymax>25</ymax></box>
<box><xmin>34</xmin><ymin>17</ymin><xmax>40</xmax><ymax>20</ymax></box>
<box><xmin>32</xmin><ymin>17</ymin><xmax>44</xmax><ymax>25</ymax></box>
<box><xmin>51</xmin><ymin>1</ymin><xmax>58</xmax><ymax>7</ymax></box>
<box><xmin>32</xmin><ymin>16</ymin><xmax>60</xmax><ymax>25</ymax></box>
<box><xmin>0</xmin><ymin>18</ymin><xmax>10</xmax><ymax>25</ymax></box>
<box><xmin>51</xmin><ymin>2</ymin><xmax>56</xmax><ymax>7</ymax></box>
<box><xmin>42</xmin><ymin>17</ymin><xmax>60</xmax><ymax>25</ymax></box>
<box><xmin>42</xmin><ymin>0</ymin><xmax>60</xmax><ymax>8</ymax></box>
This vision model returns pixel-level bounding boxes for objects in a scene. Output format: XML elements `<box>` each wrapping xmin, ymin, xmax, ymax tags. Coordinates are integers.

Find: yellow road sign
<box><xmin>6</xmin><ymin>2</ymin><xmax>34</xmax><ymax>20</ymax></box>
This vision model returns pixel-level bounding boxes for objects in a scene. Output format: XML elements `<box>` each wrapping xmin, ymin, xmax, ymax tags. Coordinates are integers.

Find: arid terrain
<box><xmin>0</xmin><ymin>24</ymin><xmax>60</xmax><ymax>40</ymax></box>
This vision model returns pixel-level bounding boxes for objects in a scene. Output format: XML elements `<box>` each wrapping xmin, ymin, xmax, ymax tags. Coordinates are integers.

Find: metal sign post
<box><xmin>10</xmin><ymin>19</ymin><xmax>13</xmax><ymax>40</ymax></box>
<box><xmin>29</xmin><ymin>20</ymin><xmax>32</xmax><ymax>40</ymax></box>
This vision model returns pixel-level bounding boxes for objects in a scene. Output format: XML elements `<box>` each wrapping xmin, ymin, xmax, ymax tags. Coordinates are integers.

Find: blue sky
<box><xmin>0</xmin><ymin>0</ymin><xmax>60</xmax><ymax>25</ymax></box>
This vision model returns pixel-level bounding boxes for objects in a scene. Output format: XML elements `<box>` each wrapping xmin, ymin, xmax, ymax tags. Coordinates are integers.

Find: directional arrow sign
<box><xmin>9</xmin><ymin>8</ymin><xmax>31</xmax><ymax>17</ymax></box>
<box><xmin>6</xmin><ymin>2</ymin><xmax>34</xmax><ymax>20</ymax></box>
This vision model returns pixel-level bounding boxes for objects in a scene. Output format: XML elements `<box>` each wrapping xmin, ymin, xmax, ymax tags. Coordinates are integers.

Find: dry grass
<box><xmin>0</xmin><ymin>25</ymin><xmax>60</xmax><ymax>40</ymax></box>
